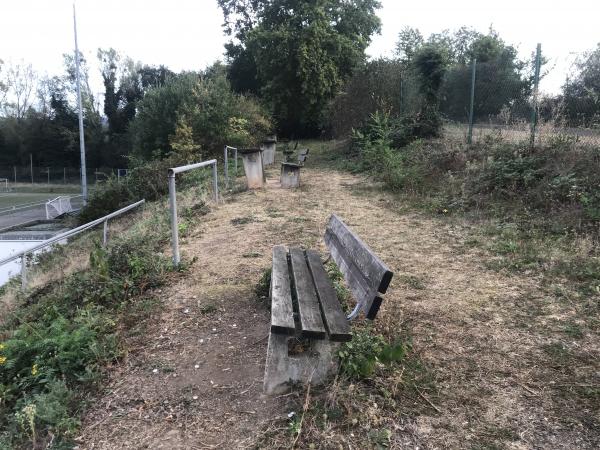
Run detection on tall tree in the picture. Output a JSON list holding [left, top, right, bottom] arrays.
[[396, 27, 424, 64], [2, 61, 36, 119], [562, 44, 600, 127], [218, 0, 382, 136]]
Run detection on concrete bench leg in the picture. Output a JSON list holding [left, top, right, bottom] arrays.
[[263, 333, 341, 395]]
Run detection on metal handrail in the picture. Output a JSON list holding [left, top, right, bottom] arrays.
[[0, 199, 145, 288], [168, 159, 219, 266], [223, 145, 238, 187]]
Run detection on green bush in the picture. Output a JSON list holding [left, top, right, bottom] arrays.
[[338, 329, 406, 379], [78, 153, 187, 223], [0, 209, 172, 448], [130, 68, 272, 160], [350, 118, 600, 234]]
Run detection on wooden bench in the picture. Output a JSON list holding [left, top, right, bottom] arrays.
[[297, 148, 309, 164], [263, 214, 394, 394]]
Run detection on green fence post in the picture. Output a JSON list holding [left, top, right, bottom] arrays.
[[467, 58, 477, 144], [530, 43, 542, 148]]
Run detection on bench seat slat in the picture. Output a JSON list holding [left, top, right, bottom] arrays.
[[270, 245, 295, 335], [289, 248, 327, 339], [305, 250, 351, 342]]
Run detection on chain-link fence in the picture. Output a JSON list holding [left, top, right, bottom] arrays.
[[0, 167, 127, 188], [442, 43, 600, 147], [331, 42, 600, 148]]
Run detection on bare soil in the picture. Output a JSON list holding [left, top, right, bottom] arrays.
[[79, 155, 600, 449]]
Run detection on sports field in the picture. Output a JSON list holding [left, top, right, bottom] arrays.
[[0, 183, 80, 210], [0, 192, 61, 210]]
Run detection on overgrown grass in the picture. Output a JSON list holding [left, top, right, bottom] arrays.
[[0, 183, 209, 448], [324, 116, 600, 319]]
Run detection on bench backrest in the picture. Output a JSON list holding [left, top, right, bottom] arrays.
[[324, 214, 393, 320], [298, 148, 309, 163]]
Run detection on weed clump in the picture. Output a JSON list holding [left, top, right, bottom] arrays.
[[255, 267, 272, 308], [338, 328, 406, 379], [0, 207, 173, 448]]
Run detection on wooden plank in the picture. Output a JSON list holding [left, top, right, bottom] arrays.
[[306, 250, 351, 342], [324, 231, 374, 313], [289, 248, 327, 339], [270, 245, 295, 335], [326, 214, 393, 294]]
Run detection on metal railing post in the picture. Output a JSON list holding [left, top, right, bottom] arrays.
[[234, 148, 238, 176], [21, 254, 27, 290], [530, 43, 542, 148], [102, 219, 108, 246], [224, 146, 229, 188], [212, 162, 219, 203], [168, 173, 180, 266]]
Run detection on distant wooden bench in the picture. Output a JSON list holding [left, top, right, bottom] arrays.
[[263, 214, 394, 394], [297, 148, 309, 164]]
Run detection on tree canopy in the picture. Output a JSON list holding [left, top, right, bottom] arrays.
[[218, 0, 382, 136]]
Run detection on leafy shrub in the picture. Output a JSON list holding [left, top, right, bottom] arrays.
[[130, 68, 272, 160], [338, 329, 406, 379], [78, 153, 187, 223], [350, 118, 600, 234], [0, 209, 173, 448]]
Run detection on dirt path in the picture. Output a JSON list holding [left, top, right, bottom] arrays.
[[79, 160, 599, 449]]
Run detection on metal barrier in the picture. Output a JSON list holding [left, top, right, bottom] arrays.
[[0, 199, 146, 289], [45, 194, 84, 219], [168, 159, 219, 266], [223, 145, 238, 187]]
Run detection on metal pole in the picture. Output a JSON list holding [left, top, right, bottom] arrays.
[[224, 146, 229, 187], [168, 174, 180, 266], [73, 3, 88, 205], [63, 167, 66, 185], [47, 167, 50, 185], [21, 254, 27, 290], [212, 162, 219, 202], [30, 154, 33, 185], [13, 166, 16, 184], [234, 148, 238, 176], [530, 43, 542, 148], [467, 58, 477, 145], [102, 219, 108, 246]]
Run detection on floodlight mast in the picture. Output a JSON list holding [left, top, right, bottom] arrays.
[[73, 3, 88, 205]]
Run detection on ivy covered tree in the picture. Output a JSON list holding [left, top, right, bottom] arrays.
[[218, 0, 382, 136]]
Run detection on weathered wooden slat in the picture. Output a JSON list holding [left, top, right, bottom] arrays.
[[270, 245, 295, 335], [325, 214, 393, 294], [289, 248, 327, 339], [305, 250, 351, 342], [324, 230, 375, 313]]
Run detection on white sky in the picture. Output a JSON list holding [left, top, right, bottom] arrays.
[[1, 0, 599, 98]]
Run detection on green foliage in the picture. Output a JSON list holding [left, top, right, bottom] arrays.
[[0, 209, 172, 448], [338, 329, 406, 379], [218, 0, 382, 136], [77, 153, 187, 223], [351, 122, 600, 234], [329, 58, 409, 137], [413, 44, 448, 105], [255, 267, 272, 305], [130, 68, 271, 160], [561, 43, 600, 128]]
